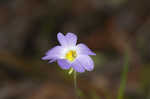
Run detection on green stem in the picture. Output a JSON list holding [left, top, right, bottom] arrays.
[[74, 71, 79, 99], [117, 53, 129, 99]]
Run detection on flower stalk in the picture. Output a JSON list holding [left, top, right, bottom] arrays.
[[74, 70, 79, 99]]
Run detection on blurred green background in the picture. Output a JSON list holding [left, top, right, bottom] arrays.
[[0, 0, 150, 99]]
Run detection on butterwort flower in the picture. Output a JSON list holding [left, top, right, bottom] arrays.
[[42, 32, 96, 73]]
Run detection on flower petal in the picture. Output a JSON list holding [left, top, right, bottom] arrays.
[[48, 58, 57, 63], [71, 59, 85, 73], [76, 43, 96, 55], [77, 55, 94, 71], [57, 32, 67, 46], [65, 32, 77, 46], [57, 59, 71, 69], [42, 46, 63, 61]]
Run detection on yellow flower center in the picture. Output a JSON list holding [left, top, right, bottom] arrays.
[[65, 50, 77, 62]]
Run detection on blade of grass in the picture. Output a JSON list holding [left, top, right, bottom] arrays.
[[117, 52, 129, 99]]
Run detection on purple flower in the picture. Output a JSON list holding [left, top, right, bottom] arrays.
[[42, 32, 96, 73]]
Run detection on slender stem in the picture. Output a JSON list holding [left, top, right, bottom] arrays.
[[117, 52, 129, 99], [74, 71, 79, 99]]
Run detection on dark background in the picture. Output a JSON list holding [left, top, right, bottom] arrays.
[[0, 0, 150, 99]]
